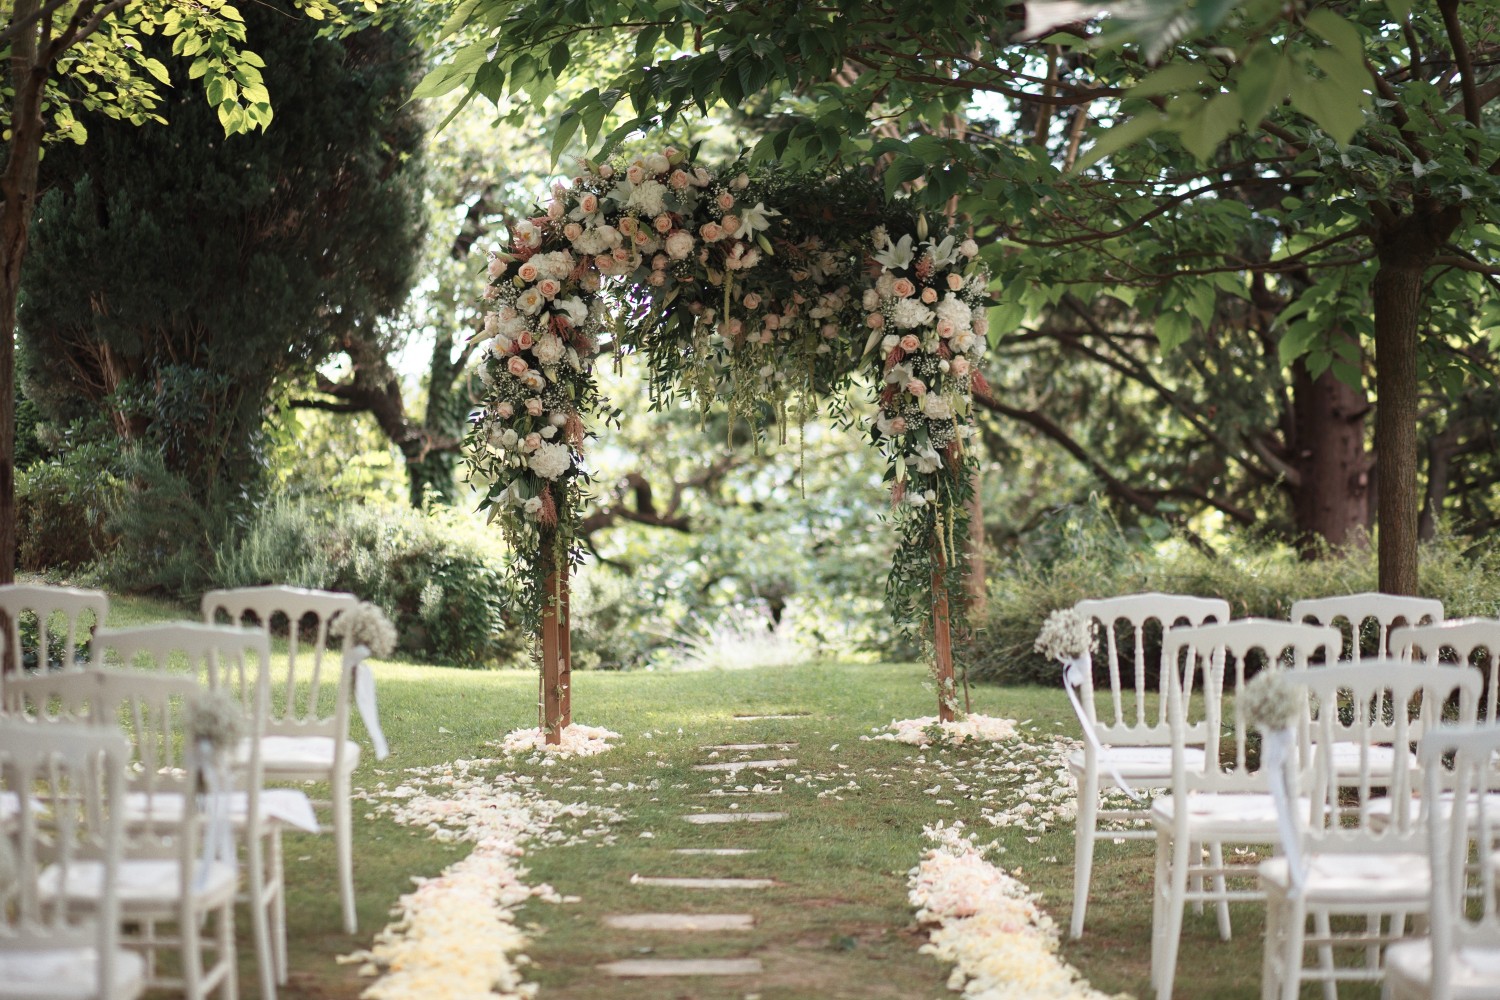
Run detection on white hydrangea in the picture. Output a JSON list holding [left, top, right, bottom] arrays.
[[922, 393, 954, 420], [665, 231, 694, 259], [912, 446, 942, 474], [626, 179, 668, 217], [528, 442, 572, 480], [935, 292, 972, 330], [571, 226, 619, 256], [892, 298, 935, 330], [530, 251, 576, 281]]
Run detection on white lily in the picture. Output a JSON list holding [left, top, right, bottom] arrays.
[[874, 233, 915, 271], [738, 200, 781, 239]]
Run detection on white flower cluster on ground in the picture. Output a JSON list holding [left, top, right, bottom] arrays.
[[866, 713, 1019, 747], [344, 757, 625, 998], [910, 822, 1123, 1000], [491, 722, 621, 759]]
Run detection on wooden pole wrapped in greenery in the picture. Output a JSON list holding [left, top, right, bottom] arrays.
[[462, 150, 991, 734]]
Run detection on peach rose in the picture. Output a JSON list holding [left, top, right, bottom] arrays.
[[515, 331, 534, 350], [579, 193, 599, 213], [866, 313, 885, 329], [951, 357, 970, 376], [742, 292, 762, 310], [892, 278, 916, 298], [900, 335, 920, 352], [654, 213, 673, 233], [721, 215, 741, 235], [563, 222, 583, 241], [496, 402, 514, 418], [517, 262, 540, 282], [947, 273, 965, 291], [700, 222, 724, 242], [717, 192, 735, 210], [669, 169, 692, 190], [920, 286, 938, 304], [538, 278, 561, 298], [625, 164, 645, 184], [619, 216, 638, 235], [525, 398, 545, 416], [905, 378, 927, 396], [507, 357, 529, 376]]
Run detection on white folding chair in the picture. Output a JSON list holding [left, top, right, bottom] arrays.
[[1386, 724, 1500, 1000], [1391, 618, 1500, 723], [0, 718, 144, 1000], [17, 669, 238, 1000], [1067, 592, 1232, 938], [81, 622, 300, 1000], [0, 585, 108, 706], [201, 586, 364, 934], [1261, 660, 1482, 1000], [1150, 618, 1342, 1000], [1291, 592, 1444, 663]]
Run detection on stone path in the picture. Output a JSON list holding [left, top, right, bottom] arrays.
[[599, 716, 801, 982]]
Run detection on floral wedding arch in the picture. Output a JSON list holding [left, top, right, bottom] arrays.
[[463, 148, 992, 744]]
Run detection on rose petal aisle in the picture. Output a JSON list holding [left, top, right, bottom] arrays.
[[867, 714, 1019, 747], [344, 759, 625, 999], [910, 823, 1126, 1000]]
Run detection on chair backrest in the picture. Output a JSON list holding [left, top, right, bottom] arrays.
[[0, 718, 129, 992], [1416, 723, 1500, 999], [0, 583, 108, 677], [201, 586, 358, 741], [1072, 592, 1232, 746], [1288, 660, 1481, 856], [1390, 618, 1500, 723], [1290, 592, 1444, 662], [1163, 619, 1342, 795]]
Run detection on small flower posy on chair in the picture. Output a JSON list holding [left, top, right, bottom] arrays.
[[1035, 608, 1096, 678], [330, 601, 397, 658]]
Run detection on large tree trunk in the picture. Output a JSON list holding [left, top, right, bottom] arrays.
[[1289, 356, 1371, 556], [0, 0, 48, 586], [1370, 203, 1462, 595]]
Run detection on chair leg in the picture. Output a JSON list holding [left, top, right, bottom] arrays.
[[1209, 840, 1232, 941], [271, 826, 289, 983], [1071, 767, 1100, 939], [248, 828, 276, 1000], [335, 771, 357, 934], [1155, 833, 1192, 1000], [1262, 886, 1283, 1000], [1314, 908, 1336, 1000], [1281, 893, 1307, 1000], [220, 899, 239, 1000], [1151, 833, 1169, 988], [181, 898, 204, 1000]]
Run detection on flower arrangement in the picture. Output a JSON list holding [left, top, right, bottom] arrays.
[[186, 689, 247, 752], [1033, 609, 1095, 662], [1239, 669, 1301, 732], [464, 150, 994, 680], [331, 600, 398, 658]]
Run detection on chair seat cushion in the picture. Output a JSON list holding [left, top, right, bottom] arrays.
[[249, 736, 360, 776], [1068, 745, 1207, 778], [1387, 939, 1500, 999], [1152, 792, 1306, 839], [1260, 853, 1430, 905], [1330, 741, 1410, 777], [0, 946, 146, 1000], [40, 858, 238, 910], [124, 789, 319, 834]]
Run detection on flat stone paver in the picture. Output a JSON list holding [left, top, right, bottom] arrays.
[[604, 913, 755, 931], [601, 958, 763, 977], [699, 743, 798, 751], [684, 811, 786, 825], [672, 848, 760, 855], [701, 788, 782, 796], [733, 713, 808, 720], [630, 875, 776, 889], [692, 758, 797, 771]]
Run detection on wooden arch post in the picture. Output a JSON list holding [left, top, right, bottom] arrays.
[[539, 534, 572, 746], [932, 547, 956, 724]]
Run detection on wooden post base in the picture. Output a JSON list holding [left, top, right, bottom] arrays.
[[932, 562, 956, 724], [541, 561, 571, 745]]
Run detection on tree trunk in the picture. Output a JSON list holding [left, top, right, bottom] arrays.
[[1289, 355, 1372, 556], [0, 2, 47, 586], [964, 466, 986, 616], [1370, 204, 1460, 595]]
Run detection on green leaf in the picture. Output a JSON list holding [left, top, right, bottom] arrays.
[[1304, 9, 1364, 62], [1386, 0, 1412, 18], [1156, 310, 1194, 352], [1179, 91, 1241, 161], [549, 41, 569, 77], [550, 108, 582, 165], [1236, 47, 1291, 128], [142, 57, 170, 84], [1289, 63, 1366, 144], [1126, 62, 1203, 99], [1075, 113, 1166, 172]]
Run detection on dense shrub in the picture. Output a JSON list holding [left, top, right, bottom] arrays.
[[16, 443, 124, 571], [212, 497, 525, 667], [961, 504, 1500, 687]]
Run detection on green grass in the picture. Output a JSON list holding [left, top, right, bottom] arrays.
[[100, 594, 1368, 1000]]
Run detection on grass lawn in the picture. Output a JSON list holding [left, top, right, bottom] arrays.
[[101, 595, 1378, 1000]]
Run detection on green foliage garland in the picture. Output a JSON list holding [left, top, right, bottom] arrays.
[[462, 148, 990, 643]]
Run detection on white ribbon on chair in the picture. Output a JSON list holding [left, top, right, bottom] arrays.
[[350, 645, 389, 761], [195, 737, 234, 889], [1262, 725, 1306, 895], [1061, 652, 1141, 800]]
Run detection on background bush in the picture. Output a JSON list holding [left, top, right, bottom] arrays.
[[16, 442, 125, 572], [961, 503, 1500, 687]]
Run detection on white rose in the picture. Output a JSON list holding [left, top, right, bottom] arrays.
[[645, 152, 670, 173], [533, 333, 566, 366], [528, 442, 573, 480], [881, 335, 900, 351], [665, 230, 694, 260], [516, 287, 545, 315], [922, 394, 954, 420], [523, 497, 544, 514], [862, 289, 880, 311]]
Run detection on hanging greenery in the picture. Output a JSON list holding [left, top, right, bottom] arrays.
[[461, 148, 991, 653]]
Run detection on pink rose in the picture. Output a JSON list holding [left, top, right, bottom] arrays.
[[866, 313, 885, 329], [648, 271, 666, 286], [595, 255, 614, 271], [721, 215, 741, 235], [654, 213, 673, 233], [625, 164, 645, 184], [947, 273, 965, 291], [669, 169, 691, 189], [487, 256, 508, 279], [900, 335, 920, 352], [821, 324, 838, 339], [611, 246, 631, 262], [920, 286, 938, 304], [563, 222, 583, 241], [580, 193, 599, 213], [538, 278, 561, 298], [700, 222, 724, 242], [892, 278, 916, 298], [618, 216, 638, 235], [507, 357, 529, 376], [764, 314, 781, 330], [546, 201, 564, 219], [522, 432, 542, 453], [526, 398, 545, 416], [890, 417, 908, 433], [517, 262, 539, 283], [515, 331, 534, 350], [598, 164, 614, 179], [717, 192, 735, 210], [951, 357, 970, 376], [633, 229, 651, 247], [496, 402, 514, 418], [652, 253, 669, 270], [742, 292, 762, 309], [906, 378, 927, 396]]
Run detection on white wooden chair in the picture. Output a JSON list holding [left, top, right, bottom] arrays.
[[81, 622, 302, 1000], [0, 718, 145, 1000], [201, 586, 364, 934], [0, 585, 108, 707], [1261, 660, 1482, 1000], [1067, 592, 1232, 938], [1290, 592, 1444, 663], [1385, 723, 1500, 1000], [18, 669, 239, 1000], [1391, 618, 1500, 723], [1150, 618, 1342, 1000]]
